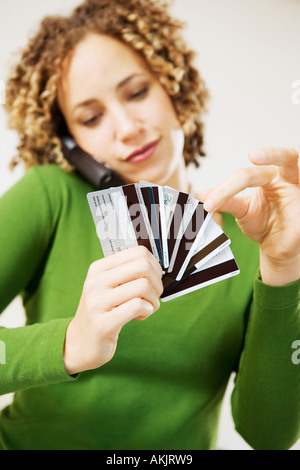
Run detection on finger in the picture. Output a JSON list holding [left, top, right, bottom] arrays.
[[101, 277, 160, 312], [211, 194, 251, 220], [90, 245, 162, 276], [107, 257, 164, 297], [199, 189, 212, 202], [105, 298, 155, 330], [249, 147, 300, 184], [203, 166, 276, 212]]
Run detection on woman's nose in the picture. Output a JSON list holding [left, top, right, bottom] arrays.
[[111, 105, 143, 142]]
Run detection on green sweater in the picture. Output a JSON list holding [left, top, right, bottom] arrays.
[[0, 165, 299, 450]]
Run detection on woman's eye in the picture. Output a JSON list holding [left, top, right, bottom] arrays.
[[82, 115, 102, 127], [130, 86, 149, 100]]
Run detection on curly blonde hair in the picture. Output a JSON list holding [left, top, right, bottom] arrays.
[[4, 0, 209, 171]]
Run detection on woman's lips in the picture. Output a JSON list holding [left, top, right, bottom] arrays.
[[125, 140, 159, 163]]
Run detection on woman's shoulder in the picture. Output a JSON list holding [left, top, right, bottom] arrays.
[[24, 164, 92, 195], [15, 163, 68, 190], [26, 163, 72, 184], [6, 164, 93, 218]]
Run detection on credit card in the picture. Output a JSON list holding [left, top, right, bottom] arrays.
[[178, 217, 231, 279], [139, 181, 169, 268], [87, 181, 240, 302], [167, 200, 212, 280], [87, 187, 137, 256], [163, 187, 189, 268], [87, 184, 159, 259], [138, 184, 164, 267], [122, 183, 160, 262], [161, 246, 240, 301]]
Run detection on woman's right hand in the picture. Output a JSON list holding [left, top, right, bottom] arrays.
[[63, 246, 164, 375]]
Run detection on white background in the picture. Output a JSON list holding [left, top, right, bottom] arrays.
[[0, 0, 299, 450]]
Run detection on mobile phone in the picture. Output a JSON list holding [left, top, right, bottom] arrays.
[[61, 136, 125, 190]]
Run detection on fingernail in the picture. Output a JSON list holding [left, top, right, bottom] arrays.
[[204, 199, 214, 212], [251, 150, 265, 162], [144, 302, 154, 314]]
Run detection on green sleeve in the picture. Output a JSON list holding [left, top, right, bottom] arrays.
[[0, 318, 76, 395], [0, 167, 55, 312], [231, 274, 300, 450], [0, 167, 77, 394]]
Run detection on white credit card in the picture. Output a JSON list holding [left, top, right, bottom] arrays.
[[87, 184, 159, 260], [87, 187, 137, 256]]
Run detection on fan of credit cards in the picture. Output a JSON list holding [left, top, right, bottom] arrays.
[[87, 181, 240, 302]]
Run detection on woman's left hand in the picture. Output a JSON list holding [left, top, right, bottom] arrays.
[[201, 147, 300, 286]]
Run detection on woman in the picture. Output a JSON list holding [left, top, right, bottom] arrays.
[[0, 0, 299, 450]]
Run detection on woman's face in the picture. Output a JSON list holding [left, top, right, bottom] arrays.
[[57, 33, 184, 185]]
